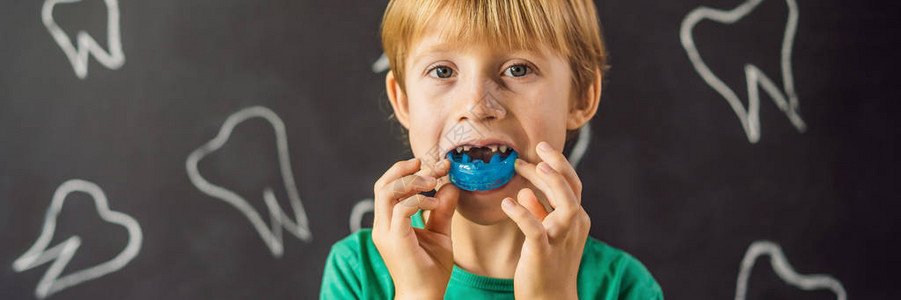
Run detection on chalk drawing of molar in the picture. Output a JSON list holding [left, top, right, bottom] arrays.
[[12, 179, 143, 299], [349, 198, 373, 233], [372, 53, 390, 73], [186, 106, 312, 258], [42, 0, 125, 79], [681, 0, 806, 143], [736, 240, 846, 300]]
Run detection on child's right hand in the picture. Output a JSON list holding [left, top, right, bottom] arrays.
[[371, 157, 459, 300]]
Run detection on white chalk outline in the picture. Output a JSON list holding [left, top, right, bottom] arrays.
[[372, 53, 390, 73], [680, 0, 806, 143], [42, 0, 125, 79], [567, 124, 591, 169], [735, 240, 847, 300], [186, 106, 312, 258], [349, 198, 374, 233], [12, 179, 143, 299]]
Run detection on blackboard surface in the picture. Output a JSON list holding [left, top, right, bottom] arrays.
[[1, 0, 898, 299]]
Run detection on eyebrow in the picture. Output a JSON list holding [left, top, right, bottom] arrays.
[[409, 43, 454, 68]]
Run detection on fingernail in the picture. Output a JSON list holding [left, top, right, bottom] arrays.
[[502, 198, 515, 208], [538, 142, 553, 152], [514, 158, 523, 166], [434, 159, 447, 170], [538, 162, 554, 174]]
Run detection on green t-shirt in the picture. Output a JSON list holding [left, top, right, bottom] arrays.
[[320, 211, 663, 299]]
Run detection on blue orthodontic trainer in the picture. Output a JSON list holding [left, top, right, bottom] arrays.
[[446, 149, 518, 191]]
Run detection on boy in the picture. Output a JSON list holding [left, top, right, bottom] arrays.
[[321, 0, 663, 299]]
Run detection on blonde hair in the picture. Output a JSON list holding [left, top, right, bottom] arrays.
[[380, 0, 608, 110]]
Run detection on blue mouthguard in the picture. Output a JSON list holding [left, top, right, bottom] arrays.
[[446, 149, 518, 191]]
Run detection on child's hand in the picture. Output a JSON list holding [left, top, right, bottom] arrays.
[[503, 142, 590, 300], [371, 157, 459, 300]]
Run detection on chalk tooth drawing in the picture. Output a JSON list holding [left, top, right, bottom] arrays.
[[567, 124, 590, 169], [735, 240, 847, 300], [186, 106, 312, 257], [372, 53, 390, 73], [12, 179, 143, 299], [349, 198, 374, 233], [680, 0, 806, 143], [42, 0, 125, 79]]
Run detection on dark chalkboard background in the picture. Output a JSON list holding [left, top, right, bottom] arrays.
[[1, 0, 899, 299]]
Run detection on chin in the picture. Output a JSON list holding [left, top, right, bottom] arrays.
[[454, 174, 527, 225]]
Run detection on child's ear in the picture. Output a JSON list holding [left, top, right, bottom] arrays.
[[385, 70, 411, 129], [566, 68, 602, 130]]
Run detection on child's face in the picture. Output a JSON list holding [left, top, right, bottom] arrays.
[[386, 26, 597, 224]]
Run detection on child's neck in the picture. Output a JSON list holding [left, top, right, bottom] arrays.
[[450, 211, 525, 279]]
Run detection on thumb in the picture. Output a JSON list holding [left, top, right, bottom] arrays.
[[426, 178, 459, 235]]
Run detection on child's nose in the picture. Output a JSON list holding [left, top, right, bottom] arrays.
[[456, 81, 507, 123]]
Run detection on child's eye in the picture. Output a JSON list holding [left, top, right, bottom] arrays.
[[504, 64, 531, 77], [429, 66, 454, 79]]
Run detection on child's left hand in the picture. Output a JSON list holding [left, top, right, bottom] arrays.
[[502, 141, 590, 300]]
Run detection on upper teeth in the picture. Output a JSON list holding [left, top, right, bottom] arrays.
[[454, 144, 512, 154]]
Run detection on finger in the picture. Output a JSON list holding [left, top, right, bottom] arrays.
[[425, 180, 459, 235], [536, 141, 583, 198], [374, 158, 421, 229], [391, 194, 439, 233], [416, 157, 450, 179], [518, 188, 548, 221], [380, 174, 439, 202], [501, 197, 548, 242], [375, 171, 437, 228], [435, 174, 451, 191], [415, 158, 451, 193], [374, 157, 420, 191], [534, 161, 579, 212], [514, 159, 555, 209], [515, 159, 578, 212]]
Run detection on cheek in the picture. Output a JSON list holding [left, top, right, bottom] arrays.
[[515, 88, 570, 142], [406, 97, 450, 158], [521, 89, 569, 123]]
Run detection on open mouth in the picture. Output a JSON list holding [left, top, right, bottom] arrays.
[[447, 144, 516, 164], [445, 143, 518, 191]]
